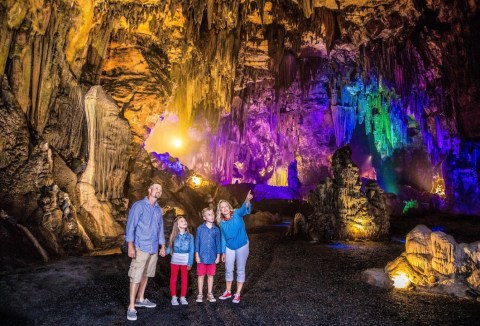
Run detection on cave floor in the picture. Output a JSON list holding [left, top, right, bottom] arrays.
[[1, 223, 480, 326]]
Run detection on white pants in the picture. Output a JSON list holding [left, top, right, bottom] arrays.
[[225, 243, 249, 283]]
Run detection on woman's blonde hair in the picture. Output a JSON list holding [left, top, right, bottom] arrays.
[[168, 215, 190, 254], [216, 200, 233, 224]]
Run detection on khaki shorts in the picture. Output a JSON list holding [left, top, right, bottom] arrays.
[[128, 248, 158, 283]]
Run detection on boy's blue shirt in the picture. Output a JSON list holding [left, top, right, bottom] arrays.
[[195, 223, 221, 264], [220, 202, 251, 253], [166, 232, 194, 266]]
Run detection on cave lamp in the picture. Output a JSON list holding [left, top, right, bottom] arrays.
[[392, 272, 410, 289], [191, 175, 202, 187], [172, 137, 183, 148]]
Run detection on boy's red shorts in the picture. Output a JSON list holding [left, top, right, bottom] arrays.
[[197, 263, 216, 276]]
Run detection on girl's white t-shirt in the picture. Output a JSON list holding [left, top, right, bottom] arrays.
[[171, 252, 189, 265]]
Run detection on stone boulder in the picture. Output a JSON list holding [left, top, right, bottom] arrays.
[[245, 211, 281, 229], [361, 268, 393, 289], [384, 225, 480, 298]]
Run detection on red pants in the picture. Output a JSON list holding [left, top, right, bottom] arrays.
[[170, 264, 188, 297]]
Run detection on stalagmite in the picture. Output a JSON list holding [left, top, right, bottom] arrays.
[[293, 146, 389, 241], [77, 86, 129, 246]]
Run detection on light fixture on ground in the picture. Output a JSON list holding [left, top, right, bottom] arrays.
[[191, 175, 202, 187], [392, 272, 410, 289]]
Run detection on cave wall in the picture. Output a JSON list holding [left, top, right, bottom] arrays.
[[0, 0, 479, 265], [191, 0, 479, 213]]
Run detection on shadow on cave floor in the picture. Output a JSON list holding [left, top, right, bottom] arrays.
[[1, 222, 480, 326]]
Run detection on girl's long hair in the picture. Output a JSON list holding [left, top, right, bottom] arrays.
[[168, 215, 190, 254], [216, 200, 234, 224]]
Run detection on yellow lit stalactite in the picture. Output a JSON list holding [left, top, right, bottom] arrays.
[[431, 173, 446, 197]]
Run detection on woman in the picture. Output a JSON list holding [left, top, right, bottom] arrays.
[[217, 190, 253, 303]]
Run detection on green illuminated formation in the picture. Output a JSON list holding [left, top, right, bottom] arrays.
[[338, 77, 408, 159], [402, 200, 418, 214]]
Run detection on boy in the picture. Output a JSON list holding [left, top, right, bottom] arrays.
[[195, 207, 221, 302]]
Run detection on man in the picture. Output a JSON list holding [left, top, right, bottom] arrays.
[[125, 184, 166, 321]]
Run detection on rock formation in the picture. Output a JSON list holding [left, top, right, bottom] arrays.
[[292, 146, 389, 241], [0, 78, 93, 259], [384, 225, 480, 299], [76, 86, 130, 247]]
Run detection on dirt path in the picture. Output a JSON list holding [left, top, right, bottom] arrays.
[[1, 226, 479, 325]]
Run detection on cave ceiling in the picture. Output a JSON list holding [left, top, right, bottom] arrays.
[[1, 0, 479, 190]]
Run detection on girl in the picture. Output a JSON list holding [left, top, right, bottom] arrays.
[[217, 190, 253, 303], [167, 216, 194, 305]]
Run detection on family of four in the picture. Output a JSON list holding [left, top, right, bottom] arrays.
[[125, 183, 253, 321]]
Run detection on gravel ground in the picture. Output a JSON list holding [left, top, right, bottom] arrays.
[[1, 226, 480, 326]]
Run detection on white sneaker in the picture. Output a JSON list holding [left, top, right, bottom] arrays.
[[179, 296, 188, 305], [232, 293, 241, 303], [219, 290, 232, 300], [207, 293, 216, 302], [171, 296, 179, 306], [196, 294, 203, 303]]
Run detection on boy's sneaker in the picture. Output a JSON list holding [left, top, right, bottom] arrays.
[[207, 293, 216, 302], [232, 293, 241, 303], [135, 298, 156, 308], [179, 296, 188, 305], [219, 290, 232, 300], [171, 296, 179, 306], [127, 308, 137, 321], [196, 294, 203, 303]]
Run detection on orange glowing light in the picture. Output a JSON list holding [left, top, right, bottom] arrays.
[[172, 138, 182, 148], [191, 176, 202, 186]]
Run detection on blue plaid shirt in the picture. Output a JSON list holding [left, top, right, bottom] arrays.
[[195, 223, 221, 264], [125, 197, 165, 254]]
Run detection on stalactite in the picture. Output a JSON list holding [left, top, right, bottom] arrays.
[[277, 51, 297, 90], [0, 6, 14, 78], [82, 85, 130, 200], [301, 0, 313, 19], [93, 87, 131, 200], [318, 7, 336, 53], [435, 115, 444, 149], [331, 104, 356, 148], [328, 76, 408, 158], [27, 2, 67, 135], [82, 87, 98, 186], [207, 0, 214, 29]]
